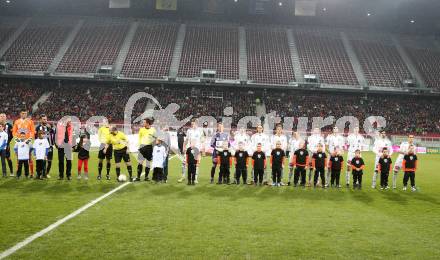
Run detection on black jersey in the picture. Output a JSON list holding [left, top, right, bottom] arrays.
[[186, 147, 200, 165], [35, 124, 55, 146], [235, 150, 249, 169], [329, 155, 344, 171], [403, 154, 418, 170], [377, 156, 391, 174], [271, 148, 285, 168], [351, 157, 365, 171], [252, 151, 266, 170], [218, 150, 232, 167], [3, 122, 13, 146], [312, 152, 327, 168], [294, 149, 309, 166]]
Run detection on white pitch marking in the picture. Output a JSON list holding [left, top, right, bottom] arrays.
[[0, 155, 176, 259]]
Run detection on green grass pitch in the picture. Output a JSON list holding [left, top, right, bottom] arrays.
[[0, 151, 439, 259]]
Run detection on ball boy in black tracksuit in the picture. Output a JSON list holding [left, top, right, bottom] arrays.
[[350, 149, 365, 189], [312, 143, 327, 188], [234, 142, 249, 185], [291, 141, 309, 187], [252, 143, 266, 186], [217, 142, 232, 184], [329, 151, 344, 188], [377, 147, 392, 190], [271, 141, 285, 187]]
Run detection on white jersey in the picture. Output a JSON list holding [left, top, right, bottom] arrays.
[[326, 134, 345, 152], [152, 145, 167, 169], [346, 134, 365, 153], [307, 134, 325, 153], [186, 127, 204, 149], [234, 132, 250, 150], [398, 142, 415, 155], [373, 138, 393, 157], [288, 137, 302, 153], [270, 134, 288, 151], [251, 133, 270, 154], [33, 139, 50, 160], [14, 140, 32, 160]]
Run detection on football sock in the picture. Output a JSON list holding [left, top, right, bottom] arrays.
[[145, 167, 150, 178], [181, 161, 186, 178], [346, 171, 350, 185], [195, 166, 199, 181], [7, 159, 13, 174], [106, 162, 111, 176], [98, 162, 103, 176], [372, 171, 378, 187], [393, 172, 398, 188], [210, 165, 216, 179], [29, 160, 34, 175], [288, 168, 293, 182], [137, 164, 143, 178], [116, 168, 121, 178], [127, 165, 132, 178]]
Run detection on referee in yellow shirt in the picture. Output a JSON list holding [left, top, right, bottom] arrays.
[[97, 121, 112, 180], [136, 119, 156, 181], [104, 126, 133, 181]]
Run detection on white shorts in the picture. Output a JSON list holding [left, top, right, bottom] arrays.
[[394, 154, 404, 172]]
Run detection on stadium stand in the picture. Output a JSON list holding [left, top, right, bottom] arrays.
[[178, 23, 239, 80], [0, 17, 21, 47], [2, 17, 73, 72], [121, 21, 178, 79], [246, 27, 295, 84], [0, 79, 46, 114], [56, 18, 129, 74], [1, 79, 439, 135], [348, 31, 412, 87], [294, 27, 358, 86], [399, 35, 440, 89]]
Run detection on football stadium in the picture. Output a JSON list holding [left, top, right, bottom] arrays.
[[0, 0, 440, 259]]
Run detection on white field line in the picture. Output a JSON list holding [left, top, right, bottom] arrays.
[[0, 155, 176, 259]]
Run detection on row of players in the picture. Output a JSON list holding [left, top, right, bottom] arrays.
[[0, 111, 418, 190], [178, 120, 418, 190]]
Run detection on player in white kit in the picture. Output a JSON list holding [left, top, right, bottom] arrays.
[[179, 119, 205, 183], [307, 128, 325, 186], [251, 125, 270, 184], [270, 124, 288, 185], [372, 130, 393, 188], [287, 131, 302, 185], [392, 135, 415, 189], [345, 127, 365, 188]]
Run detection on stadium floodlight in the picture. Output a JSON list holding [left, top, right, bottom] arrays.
[[278, 2, 283, 6], [322, 7, 326, 12], [5, 0, 11, 3], [367, 12, 371, 17], [234, 0, 238, 2], [410, 20, 415, 24]]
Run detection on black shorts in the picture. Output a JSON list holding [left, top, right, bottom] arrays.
[[98, 144, 113, 160], [114, 147, 130, 163], [139, 145, 153, 161]]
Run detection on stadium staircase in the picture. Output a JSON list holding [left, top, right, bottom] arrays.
[[113, 21, 139, 76], [391, 35, 427, 88], [48, 19, 84, 74], [238, 26, 248, 82], [286, 28, 304, 83], [340, 31, 368, 87], [169, 23, 186, 79], [0, 18, 31, 59], [32, 91, 52, 113]]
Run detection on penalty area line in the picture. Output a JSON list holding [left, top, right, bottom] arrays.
[[0, 155, 177, 259]]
